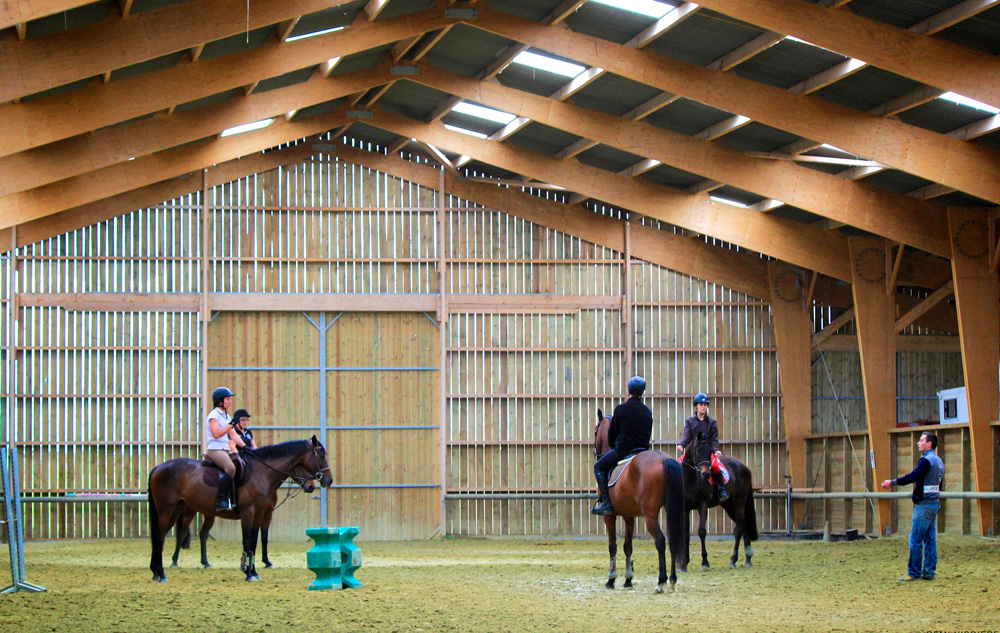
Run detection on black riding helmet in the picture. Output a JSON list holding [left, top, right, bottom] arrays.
[[232, 409, 251, 424], [212, 386, 235, 408]]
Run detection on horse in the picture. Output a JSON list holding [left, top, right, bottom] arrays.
[[593, 410, 685, 593], [169, 459, 319, 570], [679, 432, 758, 571], [148, 436, 332, 582]]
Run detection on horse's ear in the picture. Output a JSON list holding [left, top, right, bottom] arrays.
[[597, 409, 603, 422], [311, 435, 320, 446]]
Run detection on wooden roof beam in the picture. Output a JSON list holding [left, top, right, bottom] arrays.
[[0, 1, 93, 30], [364, 0, 392, 21], [0, 0, 367, 104], [895, 280, 954, 333], [694, 0, 1000, 110], [626, 2, 700, 49], [0, 8, 449, 156], [0, 65, 389, 197], [418, 142, 463, 178], [409, 62, 953, 257], [469, 5, 1000, 205]]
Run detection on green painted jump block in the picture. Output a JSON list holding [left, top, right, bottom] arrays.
[[305, 526, 362, 590]]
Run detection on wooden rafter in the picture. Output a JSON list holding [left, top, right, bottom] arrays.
[[408, 63, 952, 257], [0, 10, 448, 157], [0, 1, 92, 30], [470, 5, 1000, 205], [0, 0, 362, 104], [695, 0, 1000, 110], [811, 307, 854, 349], [0, 66, 388, 197]]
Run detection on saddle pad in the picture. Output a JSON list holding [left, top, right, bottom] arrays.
[[200, 459, 248, 487], [608, 455, 637, 487]]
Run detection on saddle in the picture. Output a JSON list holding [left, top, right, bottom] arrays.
[[608, 449, 647, 487], [200, 454, 248, 487]]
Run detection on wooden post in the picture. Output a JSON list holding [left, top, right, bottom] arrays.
[[623, 221, 632, 380], [848, 236, 895, 535], [200, 169, 210, 455], [767, 261, 811, 529], [948, 207, 999, 536], [437, 168, 448, 538]]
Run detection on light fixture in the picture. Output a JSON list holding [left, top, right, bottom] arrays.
[[710, 195, 747, 208], [937, 91, 999, 115], [285, 26, 345, 43]]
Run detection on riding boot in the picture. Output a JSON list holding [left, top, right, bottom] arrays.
[[216, 474, 235, 512], [590, 470, 614, 515], [715, 481, 730, 503]]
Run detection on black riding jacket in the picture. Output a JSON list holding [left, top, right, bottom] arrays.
[[608, 397, 653, 454]]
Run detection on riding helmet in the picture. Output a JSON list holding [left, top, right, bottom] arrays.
[[627, 375, 646, 396], [232, 408, 251, 422], [212, 386, 235, 406], [693, 392, 710, 405]]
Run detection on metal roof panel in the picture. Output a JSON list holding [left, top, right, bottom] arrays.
[[576, 144, 647, 173], [715, 122, 804, 153], [379, 80, 454, 121], [26, 0, 117, 38], [644, 98, 733, 136], [254, 67, 318, 94], [287, 1, 368, 37], [423, 23, 515, 78], [568, 73, 664, 117], [812, 66, 928, 113], [896, 98, 996, 134], [730, 38, 847, 90], [643, 10, 766, 67], [200, 25, 275, 60], [505, 121, 584, 157], [937, 4, 1000, 55]]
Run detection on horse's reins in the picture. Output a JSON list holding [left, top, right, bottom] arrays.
[[243, 445, 328, 487]]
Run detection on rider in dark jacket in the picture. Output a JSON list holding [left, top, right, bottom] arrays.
[[678, 392, 729, 502], [591, 376, 653, 515]]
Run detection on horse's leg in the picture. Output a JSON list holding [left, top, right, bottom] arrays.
[[603, 515, 617, 589], [170, 509, 196, 568], [150, 506, 182, 583], [699, 505, 710, 571], [679, 510, 691, 573], [622, 517, 635, 589], [240, 514, 262, 581], [261, 509, 274, 568], [731, 520, 743, 569], [200, 515, 216, 568], [743, 524, 754, 568], [644, 513, 667, 594]]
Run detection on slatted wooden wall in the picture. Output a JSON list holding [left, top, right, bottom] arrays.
[[0, 150, 973, 540]]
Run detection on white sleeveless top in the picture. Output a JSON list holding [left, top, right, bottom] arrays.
[[205, 408, 232, 451]]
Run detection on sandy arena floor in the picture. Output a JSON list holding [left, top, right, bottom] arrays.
[[1, 534, 997, 632]]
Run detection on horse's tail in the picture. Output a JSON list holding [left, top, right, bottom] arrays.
[[744, 485, 759, 542], [147, 467, 162, 545], [176, 514, 191, 549], [662, 457, 684, 558]]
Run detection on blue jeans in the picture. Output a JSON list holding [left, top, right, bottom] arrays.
[[908, 500, 939, 578]]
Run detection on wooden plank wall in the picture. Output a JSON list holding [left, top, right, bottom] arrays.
[[0, 149, 973, 540]]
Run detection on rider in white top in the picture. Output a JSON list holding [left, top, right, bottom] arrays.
[[204, 387, 240, 511]]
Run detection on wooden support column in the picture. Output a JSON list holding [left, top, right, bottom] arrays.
[[848, 236, 895, 535], [200, 170, 211, 455], [767, 261, 811, 529], [948, 207, 999, 536], [437, 168, 448, 538], [623, 221, 633, 380]]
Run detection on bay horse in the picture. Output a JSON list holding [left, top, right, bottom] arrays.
[[148, 436, 332, 582], [169, 459, 319, 570], [593, 410, 685, 593], [679, 432, 757, 571]]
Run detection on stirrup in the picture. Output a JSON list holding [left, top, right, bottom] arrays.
[[591, 501, 614, 515], [717, 486, 730, 502]]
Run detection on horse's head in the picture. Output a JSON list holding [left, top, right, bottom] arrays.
[[593, 409, 612, 459], [683, 431, 708, 466], [305, 435, 334, 488]]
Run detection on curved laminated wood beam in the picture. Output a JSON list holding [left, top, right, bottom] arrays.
[[411, 63, 951, 258], [0, 0, 363, 103], [0, 8, 450, 157], [469, 5, 1000, 205], [694, 0, 1000, 110]]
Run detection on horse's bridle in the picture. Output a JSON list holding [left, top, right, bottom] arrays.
[[245, 445, 330, 487]]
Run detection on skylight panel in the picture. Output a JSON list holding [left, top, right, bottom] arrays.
[[710, 195, 747, 208], [937, 92, 999, 115], [285, 26, 345, 42], [444, 124, 488, 139], [511, 51, 585, 78], [221, 119, 274, 137], [589, 0, 675, 19], [451, 102, 517, 125]]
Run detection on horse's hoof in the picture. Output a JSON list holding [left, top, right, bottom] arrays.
[[701, 565, 710, 571], [202, 563, 212, 569], [745, 561, 752, 568], [678, 567, 687, 573], [264, 562, 274, 569], [669, 582, 676, 593], [654, 584, 664, 594], [170, 562, 178, 568], [245, 575, 260, 582], [623, 581, 633, 589], [153, 575, 167, 583], [730, 562, 736, 569]]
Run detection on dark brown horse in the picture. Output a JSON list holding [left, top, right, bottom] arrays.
[[148, 437, 332, 582], [169, 459, 319, 570], [679, 433, 757, 571], [593, 410, 685, 593]]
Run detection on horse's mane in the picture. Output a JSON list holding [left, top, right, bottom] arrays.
[[249, 439, 311, 461]]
